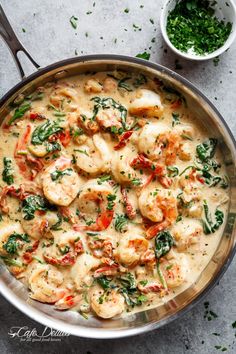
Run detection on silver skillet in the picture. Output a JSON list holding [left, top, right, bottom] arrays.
[[0, 4, 236, 339]]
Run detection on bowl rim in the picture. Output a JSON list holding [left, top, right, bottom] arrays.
[[0, 53, 236, 339], [160, 0, 236, 61]]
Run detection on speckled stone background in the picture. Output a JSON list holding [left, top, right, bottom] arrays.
[[0, 1, 236, 353]]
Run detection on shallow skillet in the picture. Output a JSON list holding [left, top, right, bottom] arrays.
[[0, 4, 236, 339]]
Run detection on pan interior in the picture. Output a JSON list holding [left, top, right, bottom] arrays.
[[0, 57, 235, 338]]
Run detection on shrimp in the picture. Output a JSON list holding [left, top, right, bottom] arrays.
[[159, 253, 189, 288], [75, 133, 112, 176], [0, 223, 25, 256], [103, 77, 118, 93], [54, 294, 82, 310], [84, 78, 102, 93], [116, 231, 149, 267], [129, 89, 163, 118], [138, 188, 178, 239], [96, 107, 123, 131], [111, 146, 138, 184], [171, 220, 203, 251], [138, 121, 181, 165], [74, 180, 115, 231], [27, 264, 66, 303], [42, 156, 82, 206], [130, 154, 172, 188], [90, 287, 125, 319], [70, 253, 101, 290], [43, 230, 84, 266], [21, 210, 59, 239]]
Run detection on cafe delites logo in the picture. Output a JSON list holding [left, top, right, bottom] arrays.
[[8, 326, 70, 342]]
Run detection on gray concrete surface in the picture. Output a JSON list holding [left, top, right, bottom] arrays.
[[0, 0, 236, 353]]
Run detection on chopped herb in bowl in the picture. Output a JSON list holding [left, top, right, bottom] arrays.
[[163, 0, 234, 58]]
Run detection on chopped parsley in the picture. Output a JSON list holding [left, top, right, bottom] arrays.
[[166, 0, 232, 55], [50, 168, 73, 182], [70, 15, 78, 29]]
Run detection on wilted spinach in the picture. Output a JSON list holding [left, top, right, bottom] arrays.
[[202, 200, 224, 234], [31, 120, 63, 145], [155, 230, 175, 259], [22, 195, 48, 220], [196, 138, 217, 162], [3, 232, 30, 254], [2, 157, 14, 185]]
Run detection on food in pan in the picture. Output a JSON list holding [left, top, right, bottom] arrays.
[[0, 71, 229, 319]]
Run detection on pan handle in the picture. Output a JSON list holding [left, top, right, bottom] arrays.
[[0, 4, 40, 79]]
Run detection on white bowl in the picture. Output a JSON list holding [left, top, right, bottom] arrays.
[[160, 0, 236, 60]]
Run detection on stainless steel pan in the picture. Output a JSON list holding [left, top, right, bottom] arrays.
[[0, 4, 236, 339]]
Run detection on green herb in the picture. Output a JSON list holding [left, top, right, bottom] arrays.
[[114, 214, 128, 232], [8, 103, 31, 125], [124, 8, 129, 13], [155, 230, 175, 258], [70, 15, 78, 29], [22, 195, 48, 220], [139, 280, 148, 286], [131, 178, 142, 186], [107, 194, 116, 210], [166, 0, 232, 55], [172, 112, 180, 127], [97, 276, 112, 289], [232, 321, 236, 328], [50, 168, 73, 181], [157, 260, 168, 289], [167, 166, 179, 177], [97, 175, 111, 185], [45, 141, 61, 153], [0, 256, 23, 267], [136, 52, 150, 60], [74, 149, 89, 156], [196, 138, 217, 162], [2, 157, 14, 185], [31, 120, 62, 145], [91, 96, 128, 129], [3, 232, 30, 254], [118, 77, 133, 91], [133, 74, 147, 88], [202, 200, 224, 234], [58, 245, 70, 255], [50, 213, 63, 230]]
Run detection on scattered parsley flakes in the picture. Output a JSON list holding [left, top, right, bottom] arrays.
[[70, 15, 78, 29], [124, 8, 129, 13]]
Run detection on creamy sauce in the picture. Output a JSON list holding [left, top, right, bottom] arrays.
[[0, 71, 229, 319]]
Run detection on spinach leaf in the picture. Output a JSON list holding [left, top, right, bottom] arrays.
[[3, 232, 30, 254], [202, 200, 224, 234], [114, 214, 128, 233], [118, 77, 133, 91], [155, 230, 175, 259], [133, 74, 147, 88], [8, 103, 31, 125], [2, 157, 14, 185], [167, 166, 179, 177], [0, 256, 23, 267], [31, 120, 63, 145], [22, 195, 48, 220], [91, 97, 128, 129], [118, 273, 136, 292], [172, 112, 180, 127], [97, 276, 112, 289], [50, 213, 63, 230], [45, 141, 61, 153], [50, 168, 73, 182], [196, 138, 217, 162]]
